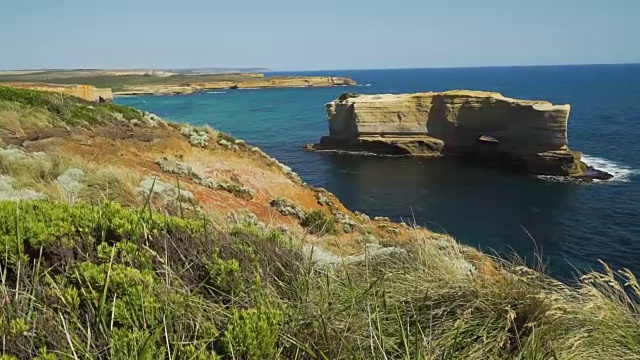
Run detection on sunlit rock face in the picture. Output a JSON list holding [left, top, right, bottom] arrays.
[[309, 91, 612, 180]]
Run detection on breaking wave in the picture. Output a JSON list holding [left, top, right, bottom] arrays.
[[582, 154, 640, 183]]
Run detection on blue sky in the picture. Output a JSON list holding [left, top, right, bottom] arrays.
[[1, 0, 638, 70]]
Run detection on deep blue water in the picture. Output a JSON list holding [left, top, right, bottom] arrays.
[[117, 64, 640, 279]]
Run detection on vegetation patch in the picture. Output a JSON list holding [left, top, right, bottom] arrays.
[[0, 86, 145, 127], [154, 156, 192, 175], [332, 209, 358, 233], [270, 197, 306, 220], [214, 180, 254, 201], [0, 198, 639, 359], [195, 176, 254, 201], [301, 209, 339, 235], [180, 125, 210, 147]]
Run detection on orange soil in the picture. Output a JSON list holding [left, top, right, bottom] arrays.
[[2, 117, 458, 256]]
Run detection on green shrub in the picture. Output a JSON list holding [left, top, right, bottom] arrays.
[[223, 307, 282, 359], [205, 250, 241, 296], [1, 199, 640, 359], [68, 262, 162, 328], [0, 200, 202, 270], [109, 328, 166, 360], [173, 344, 221, 360], [0, 86, 145, 126], [301, 209, 338, 235]]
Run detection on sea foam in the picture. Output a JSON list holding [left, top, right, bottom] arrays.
[[582, 154, 640, 183]]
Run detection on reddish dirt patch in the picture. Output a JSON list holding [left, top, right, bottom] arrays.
[[0, 120, 441, 254]]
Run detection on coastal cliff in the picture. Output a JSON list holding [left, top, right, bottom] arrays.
[[114, 76, 356, 96], [309, 91, 611, 180], [1, 82, 113, 102]]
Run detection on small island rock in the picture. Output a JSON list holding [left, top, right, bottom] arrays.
[[308, 90, 611, 180]]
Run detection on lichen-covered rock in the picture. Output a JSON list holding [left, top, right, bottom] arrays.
[[138, 177, 193, 204], [354, 211, 370, 223], [315, 192, 330, 206], [332, 210, 357, 233], [155, 157, 192, 175], [215, 181, 254, 201], [228, 209, 267, 231], [193, 175, 254, 200], [309, 91, 612, 179], [378, 223, 400, 235], [270, 197, 306, 220]]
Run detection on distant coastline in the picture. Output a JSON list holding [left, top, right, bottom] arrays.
[[0, 69, 357, 101]]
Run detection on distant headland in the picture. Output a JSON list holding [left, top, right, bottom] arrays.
[[0, 68, 356, 101]]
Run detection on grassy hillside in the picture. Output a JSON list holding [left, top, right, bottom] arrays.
[[0, 87, 639, 359]]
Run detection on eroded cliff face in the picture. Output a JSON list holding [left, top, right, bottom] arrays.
[[310, 91, 610, 179]]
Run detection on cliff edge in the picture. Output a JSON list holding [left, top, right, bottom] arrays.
[[1, 82, 113, 102], [308, 91, 612, 180]]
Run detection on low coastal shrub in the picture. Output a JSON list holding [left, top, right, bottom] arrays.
[[0, 200, 640, 359], [179, 125, 211, 147], [214, 180, 254, 201], [0, 86, 146, 126], [301, 209, 338, 235]]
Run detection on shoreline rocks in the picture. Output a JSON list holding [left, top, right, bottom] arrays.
[[306, 91, 613, 181]]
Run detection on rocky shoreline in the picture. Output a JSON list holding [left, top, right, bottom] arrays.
[[307, 91, 613, 182]]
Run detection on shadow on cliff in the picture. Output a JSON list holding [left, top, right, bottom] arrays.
[[426, 95, 532, 173]]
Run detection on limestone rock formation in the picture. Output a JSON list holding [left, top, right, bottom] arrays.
[[308, 91, 611, 180], [113, 76, 356, 96]]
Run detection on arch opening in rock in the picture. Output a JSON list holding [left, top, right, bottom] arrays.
[[477, 135, 500, 143]]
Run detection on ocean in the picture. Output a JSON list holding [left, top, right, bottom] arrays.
[[116, 64, 640, 279]]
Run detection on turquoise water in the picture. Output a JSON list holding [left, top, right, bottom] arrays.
[[117, 65, 640, 279]]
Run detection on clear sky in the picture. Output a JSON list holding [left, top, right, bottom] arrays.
[[1, 0, 638, 71]]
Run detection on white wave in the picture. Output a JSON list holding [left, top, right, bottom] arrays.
[[536, 175, 573, 183], [582, 154, 639, 183], [312, 149, 405, 157], [206, 91, 227, 95], [365, 83, 372, 87]]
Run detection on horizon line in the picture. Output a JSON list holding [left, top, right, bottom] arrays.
[[1, 61, 639, 73], [270, 61, 640, 73]]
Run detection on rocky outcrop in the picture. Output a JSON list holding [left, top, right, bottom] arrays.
[[308, 91, 611, 180], [113, 76, 356, 96], [2, 83, 113, 102]]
